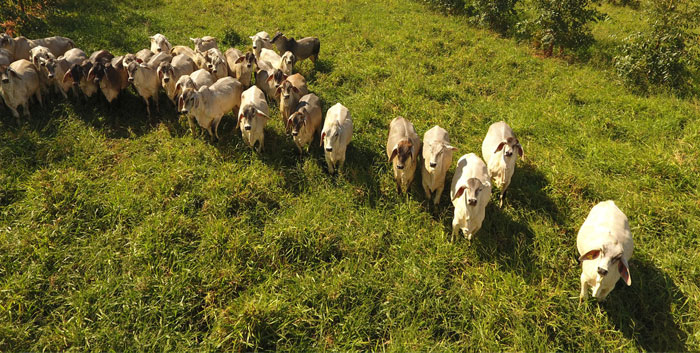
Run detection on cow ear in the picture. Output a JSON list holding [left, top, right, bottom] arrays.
[[236, 114, 244, 129], [256, 110, 269, 121], [136, 58, 143, 64], [619, 258, 631, 286], [493, 141, 507, 154], [292, 86, 299, 94], [320, 131, 326, 146], [158, 69, 163, 80], [452, 185, 466, 201], [62, 70, 72, 83], [578, 249, 601, 263], [389, 145, 398, 163], [234, 56, 245, 64], [445, 144, 458, 151], [266, 74, 274, 82], [515, 142, 524, 158], [275, 86, 281, 97]]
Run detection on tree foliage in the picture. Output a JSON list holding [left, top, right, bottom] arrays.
[[614, 0, 699, 92]]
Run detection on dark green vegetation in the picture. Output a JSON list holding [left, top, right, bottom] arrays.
[[1, 0, 699, 351]]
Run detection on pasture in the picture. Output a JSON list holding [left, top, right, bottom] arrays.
[[1, 0, 699, 351]]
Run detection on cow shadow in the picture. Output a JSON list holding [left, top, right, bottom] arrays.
[[435, 161, 560, 280], [340, 137, 385, 208], [602, 258, 689, 351], [506, 161, 563, 224]]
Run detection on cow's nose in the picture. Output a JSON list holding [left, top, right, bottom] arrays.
[[244, 126, 251, 131], [505, 151, 513, 157], [48, 74, 54, 79], [292, 131, 298, 136], [429, 162, 437, 168], [1, 78, 8, 83], [597, 268, 608, 276], [128, 77, 134, 82], [180, 109, 188, 114], [325, 147, 333, 152], [164, 77, 170, 83], [157, 48, 162, 52], [397, 165, 404, 170], [467, 198, 477, 206]]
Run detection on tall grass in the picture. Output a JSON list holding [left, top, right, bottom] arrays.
[[0, 0, 698, 351]]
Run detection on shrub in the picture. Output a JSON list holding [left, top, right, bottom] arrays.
[[466, 0, 519, 35], [614, 0, 699, 91], [526, 0, 602, 56], [0, 0, 55, 36], [419, 0, 467, 14]]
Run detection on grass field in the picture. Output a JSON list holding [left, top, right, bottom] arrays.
[[1, 0, 699, 351]]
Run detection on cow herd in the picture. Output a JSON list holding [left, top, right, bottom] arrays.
[[0, 30, 633, 303]]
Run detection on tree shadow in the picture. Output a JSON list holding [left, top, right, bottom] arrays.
[[602, 257, 689, 351], [39, 0, 164, 53]]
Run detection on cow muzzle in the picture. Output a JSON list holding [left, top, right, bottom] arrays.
[[467, 198, 477, 206], [244, 125, 252, 131]]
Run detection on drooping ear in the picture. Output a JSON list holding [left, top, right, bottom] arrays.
[[389, 145, 399, 163], [578, 249, 601, 263], [619, 258, 631, 286], [411, 142, 419, 161], [234, 56, 245, 64], [136, 58, 143, 64], [320, 131, 326, 146], [452, 185, 466, 201], [444, 144, 458, 151], [236, 114, 244, 129], [158, 68, 163, 80], [256, 109, 269, 120], [494, 141, 507, 154], [178, 96, 184, 112], [515, 141, 524, 158], [292, 86, 299, 94], [275, 86, 282, 97], [32, 56, 41, 67], [266, 74, 274, 83], [286, 116, 294, 132], [62, 70, 73, 83], [8, 67, 18, 78]]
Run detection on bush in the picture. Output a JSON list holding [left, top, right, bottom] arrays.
[[526, 0, 602, 56], [419, 0, 467, 14], [466, 0, 519, 35], [614, 0, 699, 91], [0, 0, 55, 36]]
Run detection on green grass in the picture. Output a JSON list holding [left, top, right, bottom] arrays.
[[1, 0, 699, 351]]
